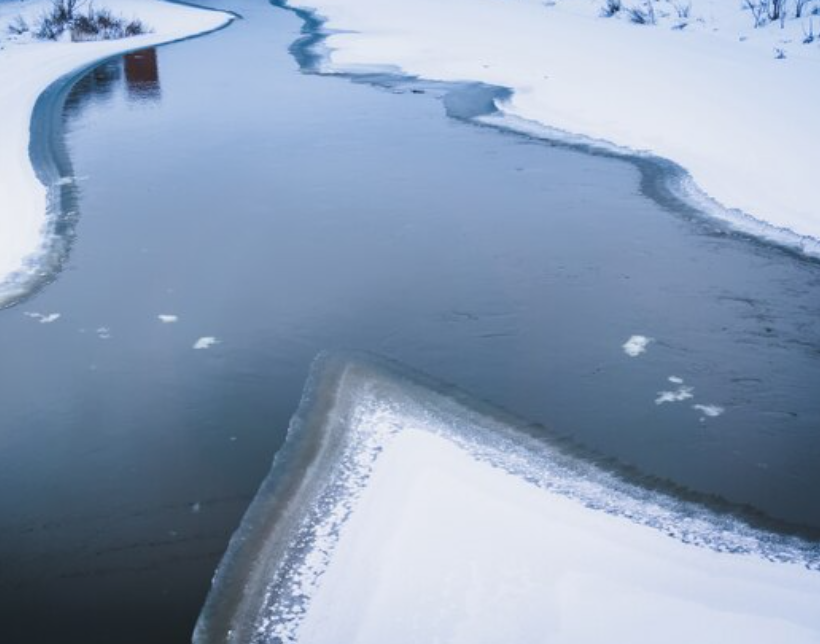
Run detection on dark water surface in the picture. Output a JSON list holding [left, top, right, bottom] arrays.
[[1, 0, 819, 642]]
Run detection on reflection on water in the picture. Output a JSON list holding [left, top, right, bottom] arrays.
[[63, 48, 161, 118], [124, 49, 161, 101]]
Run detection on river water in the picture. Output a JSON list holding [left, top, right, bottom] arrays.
[[1, 0, 819, 642]]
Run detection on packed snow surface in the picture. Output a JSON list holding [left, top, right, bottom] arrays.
[[195, 356, 820, 644], [0, 0, 230, 306], [296, 429, 820, 644], [287, 0, 820, 247]]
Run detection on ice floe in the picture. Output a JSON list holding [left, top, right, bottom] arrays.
[[193, 336, 219, 350], [622, 335, 652, 357], [23, 311, 60, 324], [693, 404, 725, 418]]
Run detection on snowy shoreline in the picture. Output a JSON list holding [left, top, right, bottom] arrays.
[[282, 0, 820, 256], [195, 353, 820, 643], [0, 0, 232, 308]]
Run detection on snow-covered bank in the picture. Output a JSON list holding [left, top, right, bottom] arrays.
[[0, 0, 231, 307], [285, 0, 820, 250], [195, 354, 820, 644]]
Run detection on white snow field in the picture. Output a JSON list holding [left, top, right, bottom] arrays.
[[288, 0, 820, 251], [0, 0, 231, 306], [195, 354, 820, 644]]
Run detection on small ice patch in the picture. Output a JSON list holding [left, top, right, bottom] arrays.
[[193, 336, 219, 350], [668, 376, 684, 384], [693, 404, 724, 418], [158, 314, 179, 323], [96, 327, 112, 340], [24, 312, 61, 324], [623, 335, 652, 357], [656, 386, 694, 405], [55, 176, 74, 186]]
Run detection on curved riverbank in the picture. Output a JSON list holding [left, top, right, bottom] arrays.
[[279, 0, 820, 259], [2, 0, 819, 640], [0, 0, 233, 309]]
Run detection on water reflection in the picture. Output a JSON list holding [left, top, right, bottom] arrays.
[[124, 48, 161, 101], [64, 48, 161, 119]]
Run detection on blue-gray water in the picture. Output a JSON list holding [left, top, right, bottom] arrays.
[[1, 0, 819, 642]]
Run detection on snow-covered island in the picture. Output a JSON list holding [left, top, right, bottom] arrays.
[[0, 0, 231, 307], [195, 354, 820, 643], [285, 0, 820, 253]]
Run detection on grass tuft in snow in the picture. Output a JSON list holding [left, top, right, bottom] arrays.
[[600, 0, 622, 18], [33, 0, 150, 42], [627, 1, 657, 25], [7, 15, 29, 35]]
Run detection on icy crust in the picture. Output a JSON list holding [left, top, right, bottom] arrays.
[[194, 353, 820, 644]]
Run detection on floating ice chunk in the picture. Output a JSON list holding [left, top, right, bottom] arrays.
[[96, 327, 112, 340], [194, 336, 219, 350], [668, 375, 684, 384], [54, 176, 74, 186], [693, 404, 725, 418], [191, 502, 202, 514], [24, 312, 61, 324], [622, 335, 652, 357], [158, 314, 179, 323], [655, 385, 694, 404]]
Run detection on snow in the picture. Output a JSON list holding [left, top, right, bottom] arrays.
[[622, 334, 652, 356], [23, 310, 60, 322], [193, 336, 218, 349], [194, 355, 820, 644], [0, 0, 231, 306], [287, 0, 820, 250], [295, 428, 820, 644], [693, 403, 725, 417], [655, 383, 694, 404]]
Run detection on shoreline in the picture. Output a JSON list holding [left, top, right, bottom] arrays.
[[276, 0, 820, 263], [0, 0, 235, 309], [194, 351, 820, 643]]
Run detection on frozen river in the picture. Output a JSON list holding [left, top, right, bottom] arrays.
[[1, 0, 819, 641]]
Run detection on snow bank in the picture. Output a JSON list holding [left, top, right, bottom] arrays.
[[0, 0, 231, 307], [195, 353, 820, 644], [284, 0, 820, 251]]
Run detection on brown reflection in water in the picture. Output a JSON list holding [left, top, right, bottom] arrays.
[[124, 48, 161, 102]]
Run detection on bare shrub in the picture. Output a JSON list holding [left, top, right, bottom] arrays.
[[795, 0, 812, 17], [744, 0, 769, 27], [627, 1, 657, 24], [7, 15, 29, 35], [601, 0, 622, 17], [33, 0, 149, 41], [803, 18, 816, 41], [673, 1, 691, 18]]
